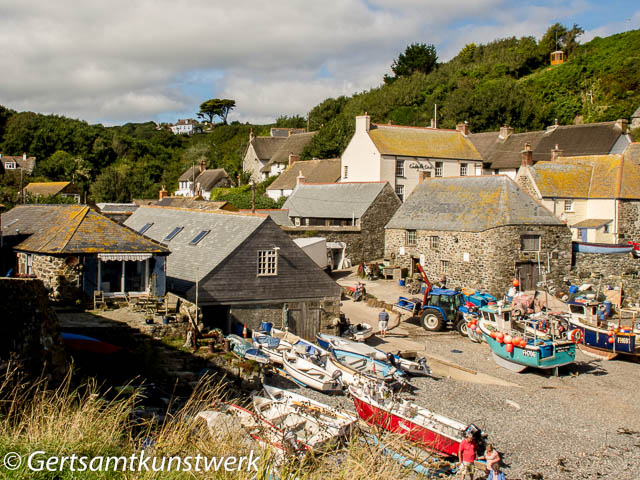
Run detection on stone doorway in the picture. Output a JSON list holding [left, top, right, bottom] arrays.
[[516, 262, 541, 291]]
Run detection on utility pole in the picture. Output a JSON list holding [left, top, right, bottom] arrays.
[[192, 160, 195, 197], [250, 180, 256, 213], [433, 104, 438, 129]]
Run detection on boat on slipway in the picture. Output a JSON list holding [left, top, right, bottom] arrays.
[[316, 332, 430, 376], [349, 383, 486, 457], [327, 350, 405, 388], [226, 334, 270, 364], [282, 354, 343, 393], [252, 327, 328, 365]]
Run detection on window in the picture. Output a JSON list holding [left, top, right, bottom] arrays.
[[520, 234, 540, 251], [435, 162, 443, 177], [294, 217, 301, 226], [257, 249, 278, 276], [4, 161, 16, 169], [406, 230, 416, 246], [603, 223, 609, 234], [430, 236, 439, 249], [138, 223, 153, 234], [564, 200, 573, 212], [163, 227, 183, 242], [395, 160, 405, 177], [189, 230, 210, 245], [460, 163, 467, 176], [343, 165, 348, 179], [395, 184, 404, 202], [439, 260, 449, 273]]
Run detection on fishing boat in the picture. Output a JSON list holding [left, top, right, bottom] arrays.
[[566, 301, 640, 359], [327, 350, 404, 388], [252, 333, 292, 365], [477, 311, 577, 373], [316, 332, 430, 376], [262, 385, 357, 436], [226, 334, 270, 364], [252, 393, 347, 450], [282, 354, 343, 393], [341, 322, 374, 342], [253, 328, 329, 364], [572, 242, 633, 254], [61, 332, 123, 354], [349, 384, 486, 457]]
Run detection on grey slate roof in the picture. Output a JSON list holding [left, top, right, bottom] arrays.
[[1, 204, 79, 240], [386, 176, 562, 232], [96, 203, 139, 214], [124, 206, 266, 289], [282, 182, 387, 219], [239, 209, 293, 226]]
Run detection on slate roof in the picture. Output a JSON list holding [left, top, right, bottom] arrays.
[[471, 121, 628, 170], [386, 176, 561, 232], [8, 205, 169, 255], [0, 154, 36, 173], [238, 209, 293, 226], [267, 159, 341, 192], [250, 136, 287, 161], [155, 197, 236, 211], [95, 203, 139, 214], [268, 132, 317, 166], [529, 154, 640, 199], [124, 206, 267, 287], [24, 182, 77, 197], [282, 182, 388, 219], [367, 124, 482, 161]]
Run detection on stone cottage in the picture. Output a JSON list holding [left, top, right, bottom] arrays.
[[1, 205, 169, 301], [266, 158, 341, 200], [174, 160, 231, 199], [385, 176, 572, 294], [125, 206, 341, 340], [281, 181, 401, 265]]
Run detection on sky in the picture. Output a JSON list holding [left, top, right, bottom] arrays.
[[0, 1, 638, 126]]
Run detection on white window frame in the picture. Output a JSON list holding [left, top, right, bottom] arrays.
[[430, 236, 439, 249], [395, 184, 404, 201], [563, 200, 573, 212], [435, 162, 443, 177], [460, 163, 467, 176], [406, 230, 416, 246], [395, 160, 405, 177], [26, 253, 33, 275], [257, 249, 278, 276]]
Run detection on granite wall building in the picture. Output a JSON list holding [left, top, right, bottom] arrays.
[[385, 176, 572, 295]]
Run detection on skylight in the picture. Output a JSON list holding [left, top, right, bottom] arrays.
[[138, 223, 153, 234], [189, 230, 210, 245], [163, 227, 183, 242]]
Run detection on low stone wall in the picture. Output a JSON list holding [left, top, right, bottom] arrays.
[[0, 278, 67, 380], [567, 251, 640, 302], [18, 253, 82, 302]]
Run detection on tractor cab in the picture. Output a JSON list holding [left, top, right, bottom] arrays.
[[428, 288, 463, 322]]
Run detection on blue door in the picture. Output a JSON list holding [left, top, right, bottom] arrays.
[[579, 229, 588, 242]]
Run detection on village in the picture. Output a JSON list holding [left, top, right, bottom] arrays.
[[1, 98, 640, 480]]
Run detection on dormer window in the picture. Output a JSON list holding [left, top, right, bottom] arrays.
[[4, 161, 16, 169]]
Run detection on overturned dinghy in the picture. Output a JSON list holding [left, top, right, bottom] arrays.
[[282, 354, 343, 394]]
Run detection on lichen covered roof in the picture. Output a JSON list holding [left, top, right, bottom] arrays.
[[368, 125, 482, 161], [531, 154, 640, 199], [13, 205, 169, 255], [267, 159, 341, 191], [24, 182, 73, 197], [386, 176, 561, 232], [571, 219, 611, 229]]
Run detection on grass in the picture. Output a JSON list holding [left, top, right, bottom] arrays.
[[0, 367, 451, 479]]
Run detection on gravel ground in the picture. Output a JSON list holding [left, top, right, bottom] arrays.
[[263, 333, 640, 480]]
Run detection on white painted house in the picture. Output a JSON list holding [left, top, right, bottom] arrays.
[[170, 119, 199, 135], [340, 115, 483, 201]]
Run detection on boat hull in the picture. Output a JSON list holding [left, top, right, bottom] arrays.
[[282, 356, 343, 393], [572, 242, 633, 254], [351, 395, 460, 457], [567, 320, 638, 356]]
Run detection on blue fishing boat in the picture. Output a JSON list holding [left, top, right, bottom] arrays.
[[226, 334, 270, 364]]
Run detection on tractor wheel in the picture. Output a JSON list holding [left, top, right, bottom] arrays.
[[456, 319, 469, 337], [421, 310, 446, 332]]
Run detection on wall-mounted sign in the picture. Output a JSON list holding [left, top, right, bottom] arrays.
[[408, 160, 434, 170]]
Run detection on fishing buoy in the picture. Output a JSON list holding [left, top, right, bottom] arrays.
[[242, 324, 248, 338], [504, 335, 512, 344], [513, 336, 522, 346], [490, 331, 497, 339], [520, 339, 528, 348], [513, 279, 519, 287], [608, 337, 614, 344], [506, 343, 514, 353]]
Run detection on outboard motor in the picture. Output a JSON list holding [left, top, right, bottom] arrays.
[[417, 357, 431, 375], [465, 423, 487, 455]]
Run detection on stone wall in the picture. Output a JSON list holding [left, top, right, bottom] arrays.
[[567, 251, 640, 302], [229, 297, 341, 341], [0, 278, 67, 380], [515, 170, 538, 198], [617, 200, 640, 242], [18, 253, 82, 302], [385, 224, 572, 296]]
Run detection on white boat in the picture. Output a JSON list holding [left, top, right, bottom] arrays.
[[253, 328, 329, 364], [316, 333, 430, 376], [282, 353, 343, 393], [342, 322, 374, 342], [262, 384, 357, 436], [252, 393, 346, 450], [326, 350, 404, 388]]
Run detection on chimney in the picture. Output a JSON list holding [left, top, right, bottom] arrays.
[[288, 153, 300, 166], [551, 144, 564, 162], [249, 128, 255, 141], [296, 170, 306, 186], [521, 143, 533, 167], [456, 121, 469, 136], [199, 159, 206, 174], [158, 185, 168, 200], [616, 119, 629, 132], [355, 112, 370, 133], [499, 125, 513, 139], [23, 152, 27, 160]]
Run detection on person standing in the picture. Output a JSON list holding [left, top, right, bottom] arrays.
[[458, 432, 477, 480], [480, 444, 500, 474], [378, 308, 389, 337]]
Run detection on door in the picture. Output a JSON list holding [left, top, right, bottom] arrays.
[[516, 262, 541, 291], [579, 228, 588, 242]]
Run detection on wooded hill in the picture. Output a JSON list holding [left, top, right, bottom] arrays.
[[0, 27, 638, 205]]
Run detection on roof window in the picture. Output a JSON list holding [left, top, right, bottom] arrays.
[[139, 223, 153, 234], [189, 230, 210, 245], [163, 227, 183, 242]]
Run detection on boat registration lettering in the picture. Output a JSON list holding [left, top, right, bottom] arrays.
[[616, 337, 630, 345], [521, 350, 537, 357]]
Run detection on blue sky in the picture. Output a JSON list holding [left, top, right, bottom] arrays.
[[0, 1, 638, 126]]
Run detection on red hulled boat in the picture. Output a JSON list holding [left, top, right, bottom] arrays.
[[349, 385, 485, 457]]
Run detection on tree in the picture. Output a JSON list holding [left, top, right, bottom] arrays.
[[539, 23, 584, 59], [197, 99, 236, 124], [384, 43, 438, 84]]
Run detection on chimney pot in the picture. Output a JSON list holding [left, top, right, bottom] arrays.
[[199, 159, 206, 174], [499, 125, 513, 139], [521, 143, 534, 167], [288, 153, 300, 166], [456, 122, 469, 136], [23, 152, 27, 160], [551, 144, 564, 162], [296, 170, 306, 186], [356, 113, 370, 133]]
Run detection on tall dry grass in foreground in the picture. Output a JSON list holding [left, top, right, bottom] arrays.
[[0, 369, 443, 479]]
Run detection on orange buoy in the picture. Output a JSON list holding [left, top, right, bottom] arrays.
[[520, 339, 528, 348], [513, 279, 519, 287], [242, 324, 248, 338], [608, 337, 614, 344], [490, 331, 497, 339], [504, 335, 513, 344], [513, 336, 522, 346], [506, 343, 514, 353]]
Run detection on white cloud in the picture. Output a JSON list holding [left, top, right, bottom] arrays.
[[0, 1, 632, 125]]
